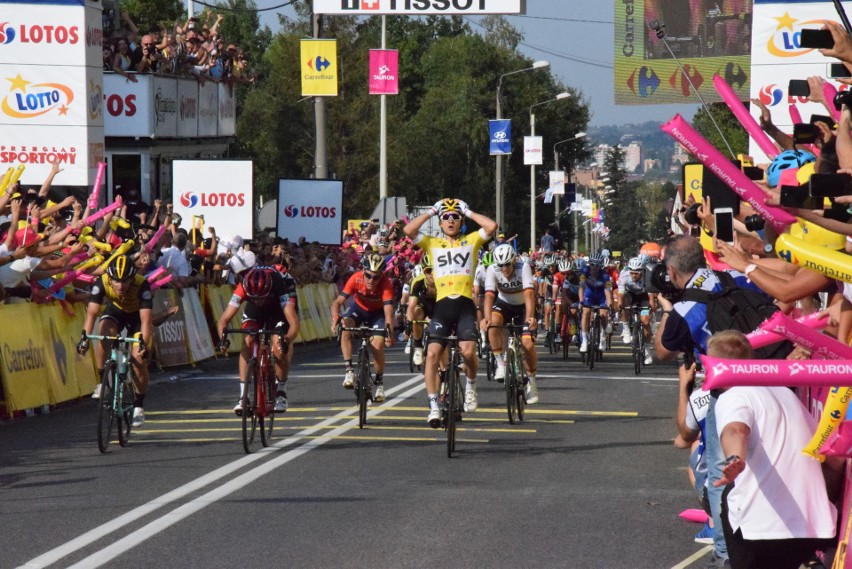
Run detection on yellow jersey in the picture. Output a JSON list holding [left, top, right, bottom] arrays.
[[413, 229, 489, 301]]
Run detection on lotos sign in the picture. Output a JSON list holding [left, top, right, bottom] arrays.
[[172, 161, 253, 239], [276, 179, 343, 245]]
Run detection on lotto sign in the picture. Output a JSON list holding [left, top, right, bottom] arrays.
[[172, 161, 253, 239], [523, 136, 542, 166], [313, 0, 523, 14], [276, 179, 344, 246], [300, 39, 338, 97]]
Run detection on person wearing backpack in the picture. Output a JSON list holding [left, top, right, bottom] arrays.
[[653, 235, 787, 569]]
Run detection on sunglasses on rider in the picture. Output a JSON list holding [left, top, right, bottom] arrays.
[[440, 213, 462, 221], [364, 272, 380, 280], [497, 261, 513, 268]]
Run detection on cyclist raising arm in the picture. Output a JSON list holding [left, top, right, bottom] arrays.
[[78, 255, 153, 428], [330, 253, 396, 403], [217, 266, 300, 414], [404, 198, 497, 427]]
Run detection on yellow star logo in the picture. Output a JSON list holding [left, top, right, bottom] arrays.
[[6, 73, 30, 92], [58, 104, 69, 116], [774, 12, 797, 31]]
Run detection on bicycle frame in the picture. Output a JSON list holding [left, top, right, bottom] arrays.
[[340, 325, 384, 429], [87, 333, 141, 453], [430, 333, 464, 458], [503, 323, 527, 424]]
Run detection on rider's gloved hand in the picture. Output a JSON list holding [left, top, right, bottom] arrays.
[[134, 332, 148, 358], [429, 199, 446, 217], [76, 332, 90, 356]]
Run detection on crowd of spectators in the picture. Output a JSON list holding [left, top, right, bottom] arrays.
[[103, 11, 256, 86]]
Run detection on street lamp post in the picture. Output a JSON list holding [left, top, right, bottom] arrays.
[[529, 92, 570, 252], [495, 60, 549, 231], [553, 132, 587, 247]]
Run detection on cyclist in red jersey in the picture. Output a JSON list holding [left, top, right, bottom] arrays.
[[330, 252, 396, 402], [217, 266, 300, 414]]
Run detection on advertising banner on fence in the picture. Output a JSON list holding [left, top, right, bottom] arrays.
[[277, 179, 343, 245], [613, 0, 752, 105], [172, 160, 253, 239], [369, 49, 399, 95], [313, 0, 523, 14], [489, 119, 511, 155], [301, 39, 338, 97]]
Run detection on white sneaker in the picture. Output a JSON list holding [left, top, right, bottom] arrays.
[[464, 387, 478, 412], [131, 407, 145, 427], [374, 385, 385, 402], [622, 329, 632, 344], [494, 361, 506, 382], [404, 339, 411, 354], [525, 376, 539, 405], [579, 338, 588, 353], [233, 399, 245, 415], [413, 347, 424, 366], [342, 369, 355, 389], [427, 408, 441, 428], [605, 321, 613, 334], [599, 336, 607, 352], [644, 346, 653, 365], [92, 383, 102, 399], [274, 391, 288, 412]]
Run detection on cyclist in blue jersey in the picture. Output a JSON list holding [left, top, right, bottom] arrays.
[[578, 253, 613, 354]]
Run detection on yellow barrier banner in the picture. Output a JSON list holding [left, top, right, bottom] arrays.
[[41, 302, 97, 404], [182, 288, 215, 362], [0, 303, 54, 411], [153, 288, 192, 367], [206, 284, 244, 353]]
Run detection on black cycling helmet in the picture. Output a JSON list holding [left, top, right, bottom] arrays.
[[106, 255, 137, 282]]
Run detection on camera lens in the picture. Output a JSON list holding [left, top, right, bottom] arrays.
[[744, 214, 765, 232], [683, 203, 701, 226]]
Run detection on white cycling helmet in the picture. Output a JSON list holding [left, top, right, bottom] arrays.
[[627, 257, 645, 272], [493, 243, 516, 266], [411, 264, 424, 279], [557, 258, 571, 272]]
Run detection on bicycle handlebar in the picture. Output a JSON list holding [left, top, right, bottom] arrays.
[[84, 333, 142, 344]]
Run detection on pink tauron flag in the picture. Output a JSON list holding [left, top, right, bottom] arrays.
[[369, 49, 399, 95]]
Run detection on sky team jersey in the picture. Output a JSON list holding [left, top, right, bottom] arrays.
[[91, 274, 153, 312], [484, 261, 534, 306], [339, 270, 395, 312], [413, 229, 490, 301]]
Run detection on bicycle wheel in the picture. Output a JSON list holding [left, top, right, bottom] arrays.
[[408, 338, 416, 372], [516, 351, 526, 422], [485, 344, 495, 382], [587, 319, 597, 370], [632, 319, 642, 375], [97, 362, 117, 453], [117, 373, 134, 447], [242, 358, 259, 453], [446, 355, 460, 457], [357, 346, 370, 429], [505, 347, 518, 424], [260, 370, 275, 447]]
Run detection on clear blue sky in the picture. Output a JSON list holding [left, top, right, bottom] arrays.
[[255, 0, 700, 127]]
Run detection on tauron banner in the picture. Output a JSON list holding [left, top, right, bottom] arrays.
[[277, 179, 344, 246], [489, 119, 511, 155], [614, 0, 752, 105], [369, 49, 399, 95], [300, 39, 338, 97]]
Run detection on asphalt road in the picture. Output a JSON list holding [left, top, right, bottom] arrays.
[[1, 335, 715, 569]]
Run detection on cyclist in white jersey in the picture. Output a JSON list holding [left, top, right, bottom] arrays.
[[481, 243, 539, 404]]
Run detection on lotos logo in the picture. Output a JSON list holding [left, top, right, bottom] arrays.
[[307, 56, 331, 72], [0, 22, 15, 44], [284, 204, 336, 218], [180, 192, 199, 208], [758, 84, 784, 106], [284, 204, 299, 218], [766, 13, 831, 58], [1, 73, 74, 119]]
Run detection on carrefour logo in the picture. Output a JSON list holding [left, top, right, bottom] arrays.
[[180, 192, 199, 208], [307, 56, 331, 72], [766, 13, 831, 57], [1, 73, 74, 119], [0, 22, 15, 44], [758, 84, 784, 106]]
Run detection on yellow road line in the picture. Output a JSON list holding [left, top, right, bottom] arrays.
[[146, 407, 635, 417], [136, 424, 535, 434], [130, 435, 489, 444]]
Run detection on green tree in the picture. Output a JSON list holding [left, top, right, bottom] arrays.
[[691, 102, 749, 159], [600, 146, 648, 255], [119, 0, 184, 35]]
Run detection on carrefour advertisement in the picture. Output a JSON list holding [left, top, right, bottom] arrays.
[[172, 161, 253, 240], [614, 0, 752, 105], [276, 179, 343, 246], [749, 0, 848, 162]]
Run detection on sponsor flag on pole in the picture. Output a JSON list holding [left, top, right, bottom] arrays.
[[549, 170, 565, 195], [489, 119, 511, 155], [523, 136, 543, 165], [300, 39, 338, 96], [369, 49, 399, 94]]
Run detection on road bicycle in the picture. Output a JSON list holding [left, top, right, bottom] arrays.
[[628, 304, 648, 376], [430, 333, 464, 458], [86, 332, 142, 453], [222, 327, 281, 453], [500, 323, 528, 424], [543, 306, 557, 354], [582, 305, 605, 369], [560, 304, 580, 361], [339, 325, 386, 429], [482, 334, 496, 382]]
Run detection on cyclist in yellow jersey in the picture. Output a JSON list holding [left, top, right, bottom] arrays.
[[404, 198, 497, 427]]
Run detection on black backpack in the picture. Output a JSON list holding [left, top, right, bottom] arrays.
[[680, 271, 792, 360]]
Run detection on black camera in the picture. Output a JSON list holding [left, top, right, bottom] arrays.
[[682, 203, 701, 226], [650, 262, 680, 300], [833, 89, 852, 111], [744, 214, 765, 232]]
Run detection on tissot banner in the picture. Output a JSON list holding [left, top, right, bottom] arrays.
[[369, 49, 399, 95], [300, 39, 338, 96], [313, 0, 523, 15], [489, 119, 511, 155]]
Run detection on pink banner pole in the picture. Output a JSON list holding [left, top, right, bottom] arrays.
[[700, 355, 852, 390], [661, 114, 797, 233], [746, 312, 828, 349], [145, 266, 166, 282], [77, 274, 95, 284], [823, 82, 842, 123], [151, 274, 173, 291], [713, 74, 779, 158], [72, 197, 123, 235], [144, 224, 168, 253], [759, 311, 852, 360], [88, 162, 106, 210], [47, 270, 81, 293]]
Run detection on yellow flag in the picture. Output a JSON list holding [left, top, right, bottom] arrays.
[[301, 39, 338, 96]]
